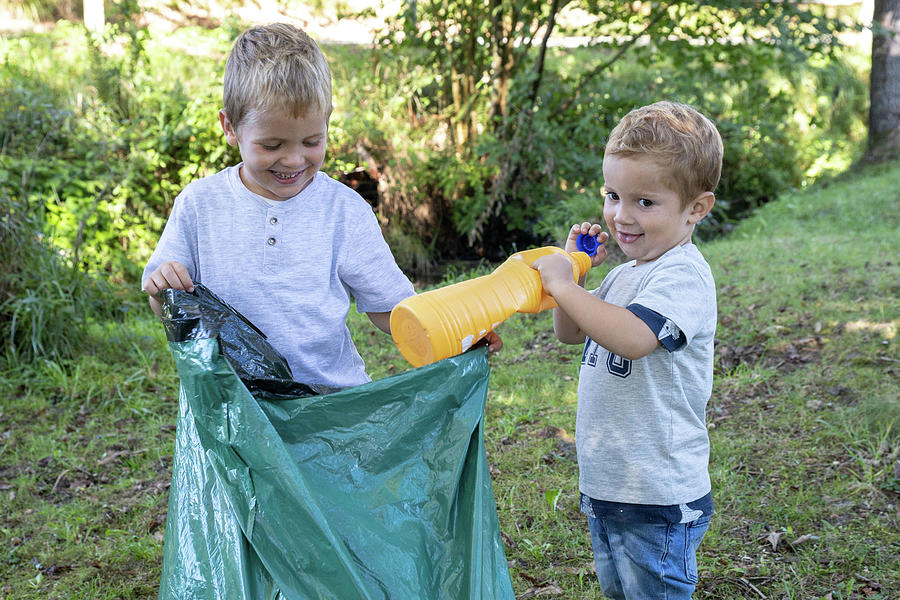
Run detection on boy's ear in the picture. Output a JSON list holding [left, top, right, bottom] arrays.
[[219, 109, 238, 147], [686, 191, 715, 225]]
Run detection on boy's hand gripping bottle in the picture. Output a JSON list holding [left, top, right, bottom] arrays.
[[390, 247, 592, 367]]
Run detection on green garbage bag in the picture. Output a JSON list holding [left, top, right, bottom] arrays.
[[157, 285, 515, 600]]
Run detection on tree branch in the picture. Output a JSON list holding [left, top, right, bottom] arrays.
[[562, 2, 673, 113], [526, 0, 563, 110]]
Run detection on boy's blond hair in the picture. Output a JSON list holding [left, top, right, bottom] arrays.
[[605, 101, 723, 207], [223, 23, 332, 131]]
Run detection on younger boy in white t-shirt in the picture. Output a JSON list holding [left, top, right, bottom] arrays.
[[532, 101, 722, 599]]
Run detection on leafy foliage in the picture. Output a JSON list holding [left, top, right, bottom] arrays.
[[372, 0, 868, 249], [0, 3, 871, 291], [0, 0, 79, 22], [1, 20, 241, 283], [0, 190, 120, 366], [0, 16, 238, 364]]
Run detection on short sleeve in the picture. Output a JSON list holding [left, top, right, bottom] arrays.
[[337, 204, 414, 314], [141, 191, 200, 290], [627, 258, 716, 348], [627, 304, 686, 351]]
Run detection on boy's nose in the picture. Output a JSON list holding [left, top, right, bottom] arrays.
[[613, 204, 634, 224], [279, 146, 307, 168]]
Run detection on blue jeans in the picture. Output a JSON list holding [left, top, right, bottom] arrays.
[[586, 514, 711, 600]]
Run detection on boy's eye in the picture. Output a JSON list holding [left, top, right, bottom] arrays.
[[260, 144, 281, 151], [638, 198, 653, 207], [605, 192, 619, 202]]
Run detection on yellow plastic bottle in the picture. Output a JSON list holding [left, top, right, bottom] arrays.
[[390, 247, 593, 367]]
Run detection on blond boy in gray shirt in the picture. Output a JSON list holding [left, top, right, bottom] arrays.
[[143, 24, 425, 388]]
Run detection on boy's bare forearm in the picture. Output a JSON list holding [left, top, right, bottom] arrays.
[[552, 273, 590, 343], [552, 305, 586, 344], [550, 282, 659, 360], [367, 311, 392, 334]]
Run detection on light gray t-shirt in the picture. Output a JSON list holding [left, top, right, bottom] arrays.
[[576, 243, 716, 505], [142, 165, 415, 389]]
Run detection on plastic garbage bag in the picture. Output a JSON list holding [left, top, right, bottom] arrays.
[[157, 284, 515, 600], [159, 283, 327, 399]]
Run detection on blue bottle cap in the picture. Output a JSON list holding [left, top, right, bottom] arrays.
[[576, 233, 602, 256]]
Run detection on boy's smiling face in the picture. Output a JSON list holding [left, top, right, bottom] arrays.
[[220, 107, 328, 200], [602, 154, 711, 265]]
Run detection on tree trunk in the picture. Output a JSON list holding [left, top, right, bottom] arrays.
[[866, 0, 900, 162], [487, 0, 510, 122]]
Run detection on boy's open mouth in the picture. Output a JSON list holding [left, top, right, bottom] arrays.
[[616, 231, 642, 244], [271, 170, 301, 183]]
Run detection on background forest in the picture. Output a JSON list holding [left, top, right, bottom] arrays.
[[3, 2, 872, 272], [1, 0, 877, 362], [1, 1, 898, 599]]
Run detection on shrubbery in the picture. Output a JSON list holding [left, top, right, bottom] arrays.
[[361, 1, 869, 252], [333, 39, 867, 259], [0, 194, 119, 366], [0, 19, 236, 364], [3, 11, 869, 271], [0, 6, 870, 364]]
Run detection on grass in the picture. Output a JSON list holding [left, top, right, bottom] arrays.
[[1, 160, 898, 599]]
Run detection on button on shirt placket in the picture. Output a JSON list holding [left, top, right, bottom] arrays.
[[265, 211, 282, 271]]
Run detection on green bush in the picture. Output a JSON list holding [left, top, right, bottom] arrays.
[[1, 23, 240, 282], [0, 193, 122, 366], [0, 12, 869, 284], [444, 40, 868, 247], [366, 1, 868, 251]]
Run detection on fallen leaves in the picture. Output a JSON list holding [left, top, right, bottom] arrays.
[[507, 331, 572, 364], [760, 529, 821, 552], [516, 572, 565, 598], [97, 448, 146, 466], [715, 335, 824, 373], [518, 582, 564, 598], [716, 341, 767, 371]]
